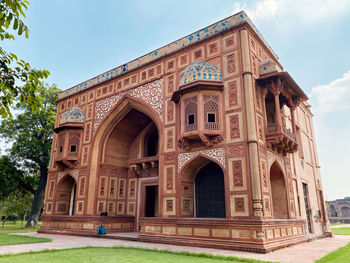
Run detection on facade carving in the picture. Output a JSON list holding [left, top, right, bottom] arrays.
[[94, 78, 163, 133], [178, 147, 226, 172], [41, 10, 330, 253]]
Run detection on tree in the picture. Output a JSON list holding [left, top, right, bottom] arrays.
[[0, 0, 50, 118], [0, 84, 60, 227], [0, 190, 32, 227]]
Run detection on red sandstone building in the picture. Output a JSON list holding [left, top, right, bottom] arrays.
[[40, 11, 331, 252]]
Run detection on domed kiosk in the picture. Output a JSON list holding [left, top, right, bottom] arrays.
[[172, 61, 224, 149]]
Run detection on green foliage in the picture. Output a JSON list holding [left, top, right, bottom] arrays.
[[0, 0, 50, 118], [0, 0, 29, 40], [0, 155, 24, 200], [316, 242, 350, 263], [0, 84, 60, 169], [0, 190, 32, 225], [0, 247, 273, 263], [0, 84, 60, 227]]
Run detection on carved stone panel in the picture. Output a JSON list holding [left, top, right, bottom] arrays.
[[226, 112, 243, 143], [228, 157, 246, 191], [178, 147, 225, 172]]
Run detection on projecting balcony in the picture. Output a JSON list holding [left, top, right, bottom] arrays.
[[266, 123, 298, 155], [128, 156, 159, 178]]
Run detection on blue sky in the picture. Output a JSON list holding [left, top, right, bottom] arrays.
[[2, 0, 350, 200]]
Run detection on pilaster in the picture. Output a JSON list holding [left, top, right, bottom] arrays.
[[239, 29, 262, 217]]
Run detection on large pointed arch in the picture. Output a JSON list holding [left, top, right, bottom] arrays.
[[269, 161, 289, 219], [86, 96, 162, 215], [179, 155, 227, 218]]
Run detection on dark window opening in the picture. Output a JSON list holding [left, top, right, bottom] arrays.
[[70, 145, 77, 152], [144, 128, 159, 157], [59, 146, 63, 153], [188, 114, 194, 124], [195, 162, 225, 218], [208, 113, 216, 123], [265, 91, 276, 124], [145, 185, 158, 217], [303, 183, 313, 233]]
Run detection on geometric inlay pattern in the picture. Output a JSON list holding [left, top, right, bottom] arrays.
[[178, 147, 225, 172], [58, 11, 277, 100], [178, 61, 222, 88], [59, 107, 85, 125], [94, 78, 163, 134]]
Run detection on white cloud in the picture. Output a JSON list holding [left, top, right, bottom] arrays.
[[233, 0, 350, 23], [311, 70, 350, 114]]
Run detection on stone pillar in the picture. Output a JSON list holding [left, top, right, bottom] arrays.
[[240, 29, 262, 217], [288, 97, 299, 133], [270, 78, 282, 130]]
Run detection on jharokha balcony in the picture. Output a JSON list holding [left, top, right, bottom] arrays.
[[256, 59, 308, 156], [266, 123, 297, 155]]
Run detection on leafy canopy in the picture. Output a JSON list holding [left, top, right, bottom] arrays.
[[0, 0, 50, 118], [0, 84, 60, 170]]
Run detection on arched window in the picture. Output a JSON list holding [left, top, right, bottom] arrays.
[[204, 95, 219, 130], [68, 133, 80, 155], [144, 127, 159, 157], [184, 96, 197, 132]]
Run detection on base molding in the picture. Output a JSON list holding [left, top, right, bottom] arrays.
[[39, 216, 312, 253]]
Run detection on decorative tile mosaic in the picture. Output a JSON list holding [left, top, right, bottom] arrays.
[[178, 61, 221, 87], [58, 11, 277, 100], [93, 78, 163, 134], [59, 107, 85, 125], [178, 147, 225, 172]]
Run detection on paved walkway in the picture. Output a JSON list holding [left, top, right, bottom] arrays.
[[1, 233, 350, 263], [331, 224, 350, 228]]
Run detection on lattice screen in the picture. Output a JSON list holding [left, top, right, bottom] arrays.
[[204, 96, 219, 122], [57, 134, 65, 155], [68, 133, 80, 154], [184, 96, 197, 125]]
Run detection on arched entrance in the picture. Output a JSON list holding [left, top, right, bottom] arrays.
[[101, 106, 160, 221], [103, 109, 159, 164], [270, 162, 288, 219], [56, 175, 76, 216], [195, 162, 225, 218]]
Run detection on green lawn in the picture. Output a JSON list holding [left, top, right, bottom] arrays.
[[330, 222, 344, 226], [0, 247, 273, 263], [316, 242, 350, 263], [0, 221, 51, 246], [332, 227, 350, 235], [0, 221, 41, 233]]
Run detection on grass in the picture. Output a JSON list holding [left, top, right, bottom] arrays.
[[0, 221, 41, 233], [332, 227, 350, 235], [330, 222, 344, 226], [316, 242, 350, 263], [0, 221, 51, 246], [0, 247, 273, 263]]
